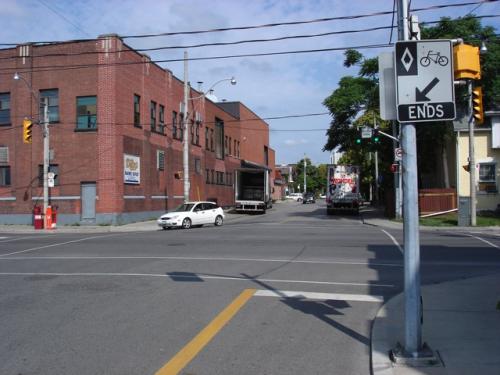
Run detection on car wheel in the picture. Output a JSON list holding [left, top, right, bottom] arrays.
[[162, 226, 170, 230], [297, 198, 302, 202], [181, 218, 192, 229], [214, 215, 223, 226]]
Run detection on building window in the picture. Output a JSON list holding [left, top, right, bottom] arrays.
[[264, 145, 269, 166], [229, 137, 232, 155], [150, 101, 156, 132], [224, 136, 228, 156], [0, 93, 10, 125], [211, 169, 214, 184], [172, 111, 178, 139], [205, 127, 209, 150], [210, 128, 214, 151], [195, 121, 200, 146], [158, 105, 165, 134], [76, 96, 97, 130], [157, 150, 165, 171], [206, 168, 210, 183], [237, 141, 240, 157], [215, 118, 224, 159], [478, 163, 497, 193], [178, 113, 184, 142], [0, 166, 10, 186], [234, 140, 237, 157], [40, 89, 59, 123], [190, 120, 195, 145], [38, 164, 59, 186], [134, 94, 141, 127], [195, 158, 201, 174]]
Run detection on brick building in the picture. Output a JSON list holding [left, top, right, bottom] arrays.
[[0, 35, 274, 225]]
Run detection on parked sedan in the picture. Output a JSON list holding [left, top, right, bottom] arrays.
[[157, 201, 224, 229], [302, 192, 316, 204]]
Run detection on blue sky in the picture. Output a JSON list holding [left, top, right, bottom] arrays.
[[1, 0, 499, 165]]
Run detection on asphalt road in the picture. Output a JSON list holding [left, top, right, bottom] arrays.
[[1, 201, 499, 375]]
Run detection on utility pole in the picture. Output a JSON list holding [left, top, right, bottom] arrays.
[[42, 98, 49, 228], [468, 81, 476, 226], [393, 121, 402, 219], [397, 0, 423, 358], [374, 113, 379, 204], [303, 155, 307, 194], [183, 51, 190, 203]]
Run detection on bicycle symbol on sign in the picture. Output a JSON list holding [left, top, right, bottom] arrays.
[[420, 50, 448, 67]]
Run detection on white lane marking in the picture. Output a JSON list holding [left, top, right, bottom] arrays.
[[380, 229, 403, 255], [0, 235, 58, 243], [254, 290, 384, 302], [442, 231, 500, 249], [0, 272, 394, 288], [0, 256, 403, 267], [0, 234, 120, 257], [467, 234, 499, 249], [1, 256, 496, 267]]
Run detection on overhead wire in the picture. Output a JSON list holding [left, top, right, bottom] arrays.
[[0, 0, 497, 47]]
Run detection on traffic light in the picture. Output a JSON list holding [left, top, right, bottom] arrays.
[[355, 138, 362, 145], [23, 118, 33, 144], [453, 44, 481, 80], [372, 129, 380, 143], [472, 87, 484, 125]]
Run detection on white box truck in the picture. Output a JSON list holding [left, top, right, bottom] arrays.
[[326, 164, 361, 214], [234, 163, 272, 214]]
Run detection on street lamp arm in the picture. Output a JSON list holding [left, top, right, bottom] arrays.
[[189, 77, 236, 101], [13, 72, 40, 104]]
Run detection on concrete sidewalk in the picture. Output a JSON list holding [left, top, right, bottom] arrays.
[[371, 273, 500, 375], [0, 211, 248, 234], [362, 206, 500, 374]]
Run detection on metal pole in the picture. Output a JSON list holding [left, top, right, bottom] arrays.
[[43, 98, 50, 228], [374, 114, 379, 204], [303, 155, 307, 194], [393, 121, 402, 219], [468, 81, 476, 226], [183, 51, 190, 203], [398, 0, 422, 355]]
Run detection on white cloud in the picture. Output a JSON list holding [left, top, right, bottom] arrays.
[[284, 139, 309, 146], [2, 0, 498, 165]]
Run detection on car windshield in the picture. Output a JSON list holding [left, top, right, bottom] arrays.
[[173, 203, 194, 212]]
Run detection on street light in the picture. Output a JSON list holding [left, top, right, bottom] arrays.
[[14, 72, 51, 228], [182, 51, 236, 202]]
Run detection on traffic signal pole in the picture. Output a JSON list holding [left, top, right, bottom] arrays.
[[395, 0, 424, 360], [468, 81, 476, 226]]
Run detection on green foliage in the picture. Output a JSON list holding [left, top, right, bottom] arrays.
[[322, 15, 499, 199], [421, 15, 499, 109], [290, 159, 328, 194]]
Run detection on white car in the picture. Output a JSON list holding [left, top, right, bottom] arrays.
[[287, 193, 303, 202], [157, 201, 224, 229]]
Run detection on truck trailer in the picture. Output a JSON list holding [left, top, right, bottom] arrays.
[[326, 164, 361, 214], [234, 162, 272, 214]]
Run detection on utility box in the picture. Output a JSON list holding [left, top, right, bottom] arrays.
[[458, 196, 471, 226]]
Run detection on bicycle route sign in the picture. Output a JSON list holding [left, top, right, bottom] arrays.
[[395, 39, 455, 123]]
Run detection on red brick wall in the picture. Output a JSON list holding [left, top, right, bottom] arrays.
[[0, 37, 276, 222]]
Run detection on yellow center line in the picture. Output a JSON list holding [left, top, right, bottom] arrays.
[[154, 288, 256, 375]]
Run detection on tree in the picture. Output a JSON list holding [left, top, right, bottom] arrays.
[[322, 15, 498, 197]]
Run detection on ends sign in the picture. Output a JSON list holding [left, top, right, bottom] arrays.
[[395, 40, 455, 123]]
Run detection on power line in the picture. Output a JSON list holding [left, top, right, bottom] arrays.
[[97, 0, 500, 40], [0, 43, 394, 76], [0, 13, 497, 65], [36, 0, 91, 37], [0, 0, 496, 46]]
